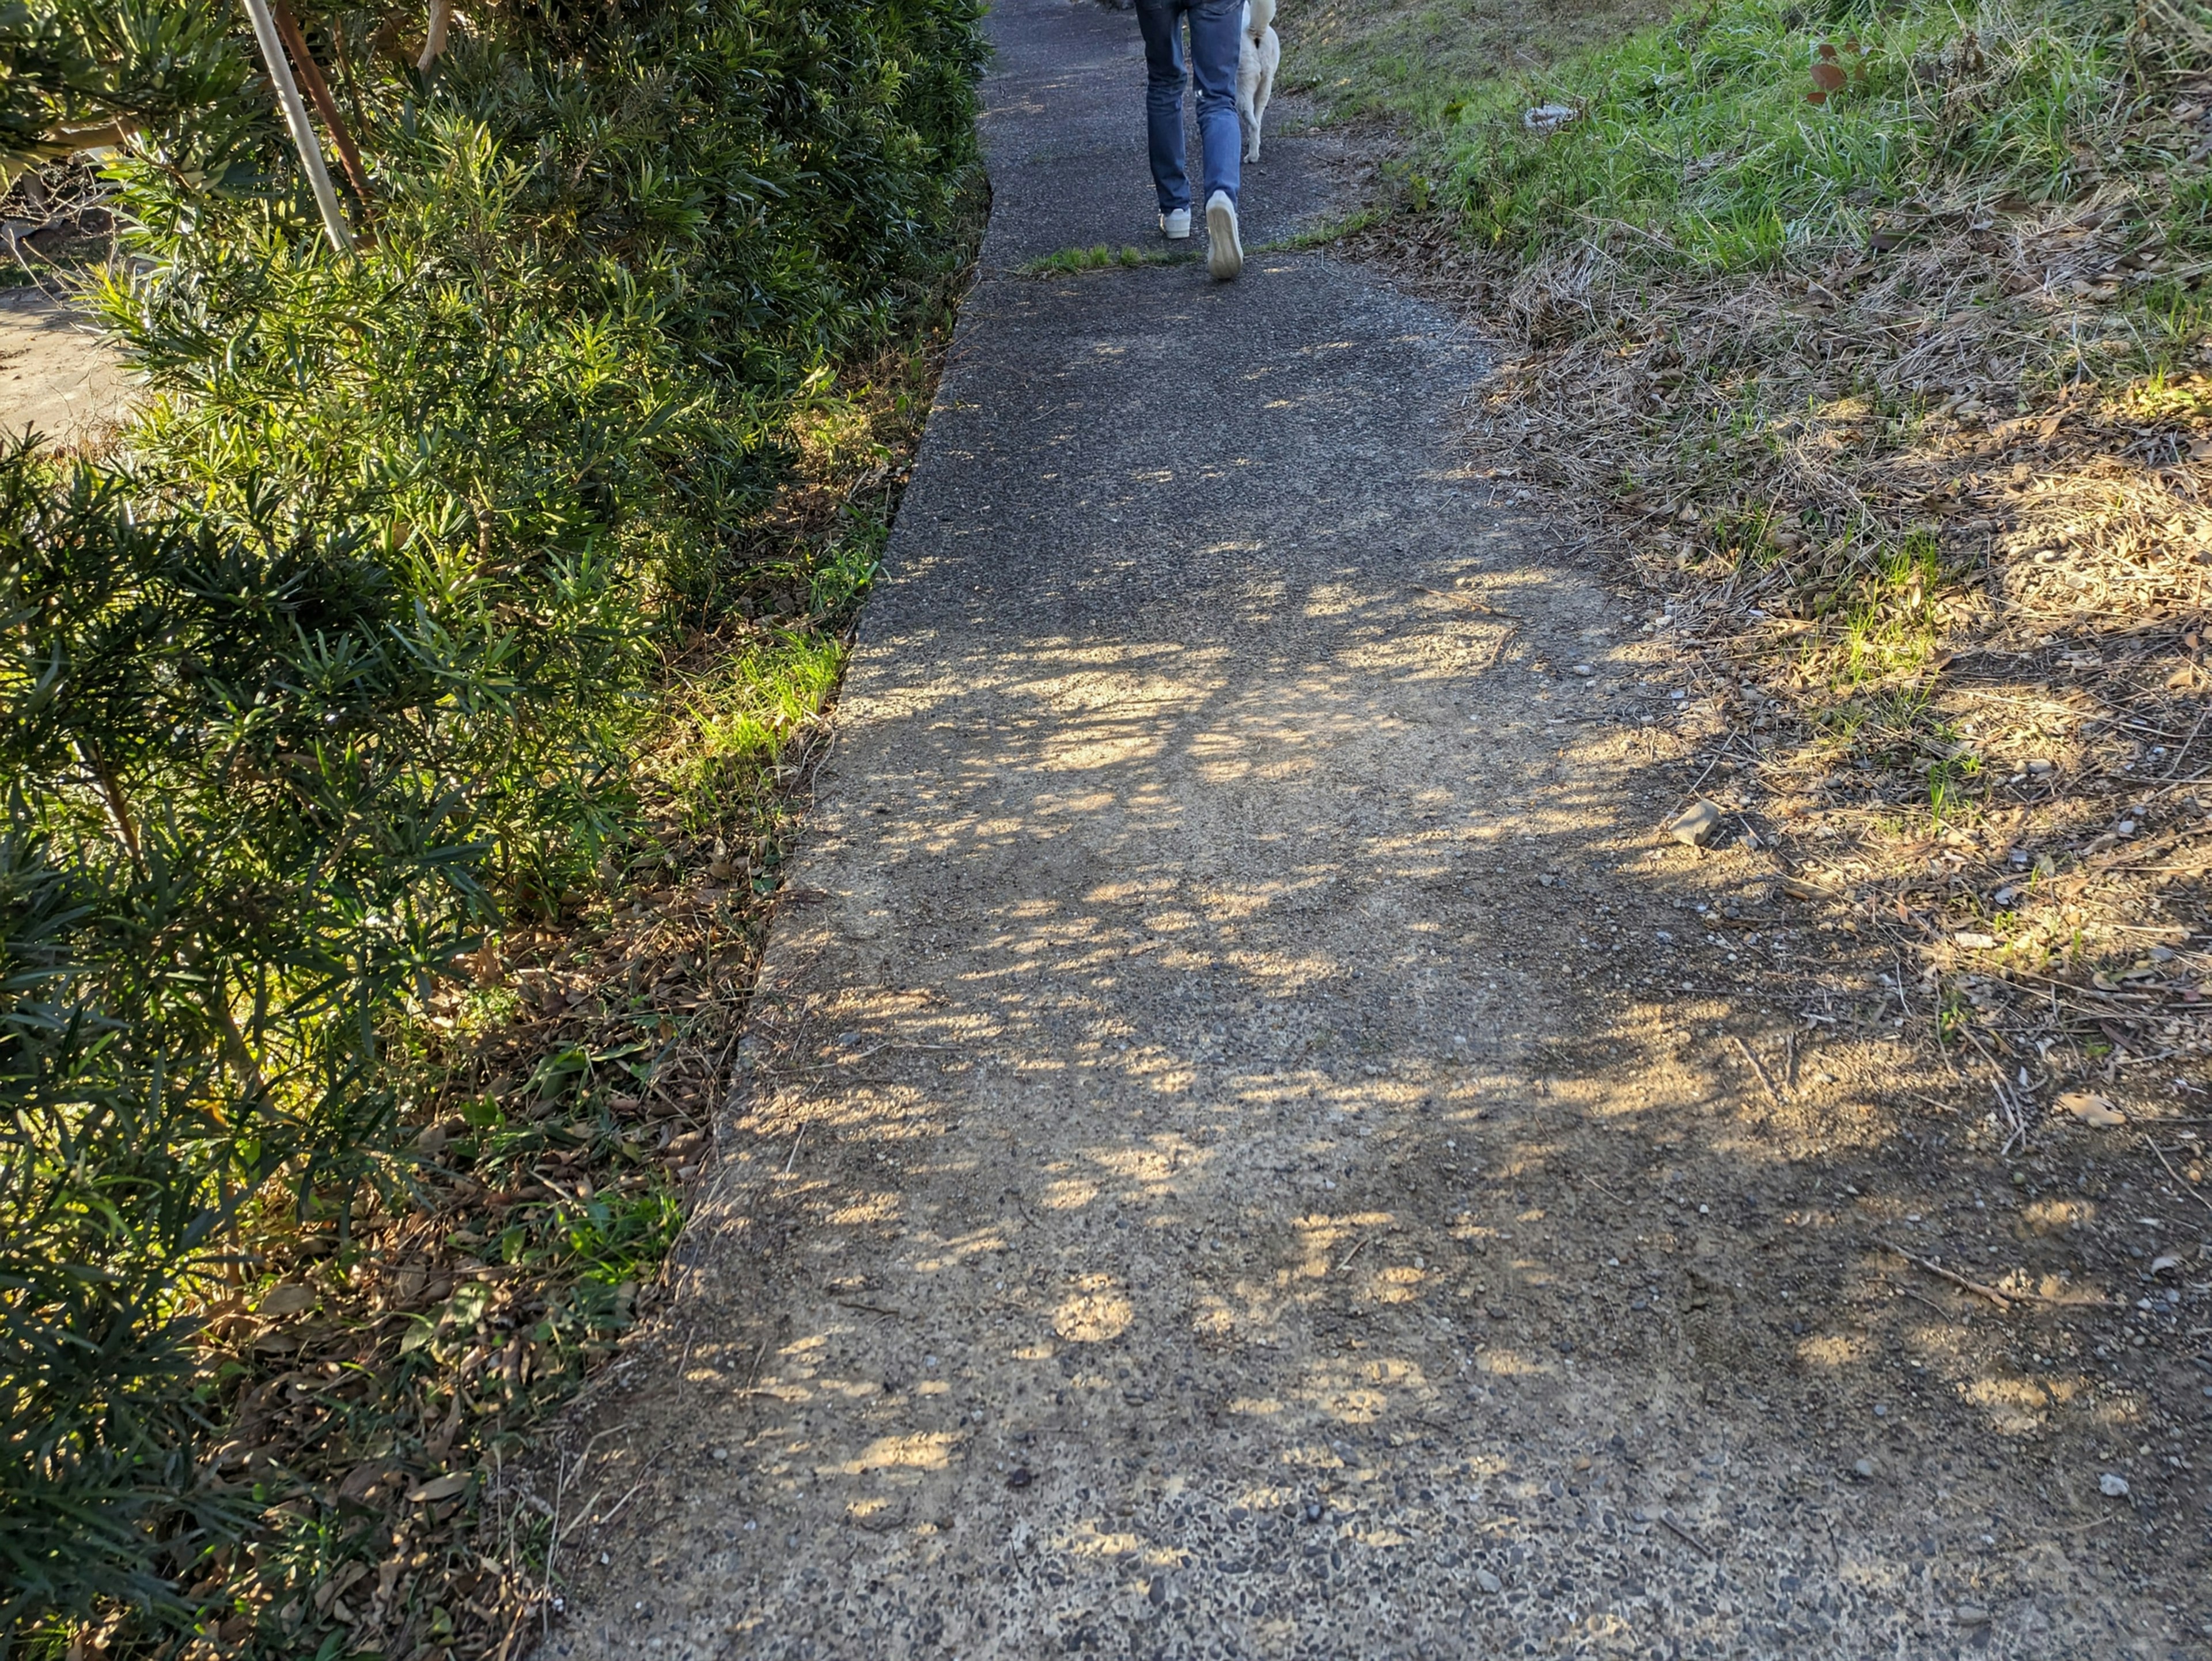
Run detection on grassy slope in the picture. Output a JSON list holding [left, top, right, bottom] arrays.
[[1319, 0, 2212, 1104], [1291, 0, 1666, 124]]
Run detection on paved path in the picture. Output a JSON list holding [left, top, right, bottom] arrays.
[[551, 3, 2192, 1655]]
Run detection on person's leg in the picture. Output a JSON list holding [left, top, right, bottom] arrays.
[[1184, 0, 1243, 276], [1134, 0, 1190, 217], [1185, 0, 1243, 207]]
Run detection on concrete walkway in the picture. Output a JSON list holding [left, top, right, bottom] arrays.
[[550, 3, 2188, 1655]]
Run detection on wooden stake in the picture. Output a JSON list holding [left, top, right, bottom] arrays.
[[419, 0, 454, 71]]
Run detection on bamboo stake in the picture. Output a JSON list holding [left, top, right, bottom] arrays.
[[269, 0, 374, 213], [237, 0, 354, 255]]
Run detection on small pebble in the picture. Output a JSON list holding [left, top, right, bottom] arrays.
[[1852, 1458, 1875, 1479], [1955, 1604, 1990, 1627], [2100, 1471, 2131, 1498], [1475, 1568, 1503, 1594]]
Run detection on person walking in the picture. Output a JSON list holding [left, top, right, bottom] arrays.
[[1136, 0, 1243, 280]]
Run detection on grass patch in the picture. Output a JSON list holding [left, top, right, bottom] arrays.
[[1018, 242, 1196, 275], [1436, 0, 2139, 267], [1291, 0, 1664, 126]]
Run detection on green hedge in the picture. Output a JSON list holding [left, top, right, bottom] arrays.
[[1, 0, 982, 1643]]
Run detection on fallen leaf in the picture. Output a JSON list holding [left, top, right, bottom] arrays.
[[259, 1283, 319, 1318], [407, 1472, 471, 1504], [338, 1463, 400, 1503], [2058, 1092, 2124, 1128], [1953, 931, 1999, 949]]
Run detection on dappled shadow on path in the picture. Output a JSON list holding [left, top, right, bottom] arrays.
[[554, 540, 2191, 1657]]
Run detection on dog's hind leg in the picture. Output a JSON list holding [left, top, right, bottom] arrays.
[[1247, 40, 1276, 161], [1237, 58, 1259, 160]]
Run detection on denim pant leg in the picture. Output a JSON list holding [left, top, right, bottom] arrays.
[[1134, 0, 1191, 213], [1184, 0, 1242, 206]]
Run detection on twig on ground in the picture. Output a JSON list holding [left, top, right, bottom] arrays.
[[543, 1424, 627, 1635], [593, 1479, 648, 1531], [738, 1331, 774, 1396], [2141, 1132, 2212, 1220], [1482, 620, 1523, 674], [1730, 1033, 1787, 1107], [1896, 1282, 1959, 1321], [1873, 1238, 2018, 1310]]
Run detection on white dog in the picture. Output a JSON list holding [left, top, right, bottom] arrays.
[[1237, 0, 1280, 164]]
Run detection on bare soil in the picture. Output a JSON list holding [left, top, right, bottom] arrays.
[[0, 285, 127, 447]]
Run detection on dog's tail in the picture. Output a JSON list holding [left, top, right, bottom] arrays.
[[1245, 0, 1275, 44]]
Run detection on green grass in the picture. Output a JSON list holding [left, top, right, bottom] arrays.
[[1291, 0, 1665, 125], [658, 633, 846, 837], [1018, 242, 1196, 276], [1435, 0, 2135, 270]]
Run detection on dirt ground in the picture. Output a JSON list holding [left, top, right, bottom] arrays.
[[0, 283, 127, 447], [529, 2, 2212, 1656]]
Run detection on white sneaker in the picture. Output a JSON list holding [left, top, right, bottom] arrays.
[[1206, 190, 1242, 281], [1161, 207, 1191, 240]]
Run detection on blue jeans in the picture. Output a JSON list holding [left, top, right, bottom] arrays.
[[1136, 0, 1240, 213]]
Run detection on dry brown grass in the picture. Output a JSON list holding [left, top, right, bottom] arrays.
[[1342, 67, 2212, 1142]]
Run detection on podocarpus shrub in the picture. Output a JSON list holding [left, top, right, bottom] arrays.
[[0, 0, 982, 1644]]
